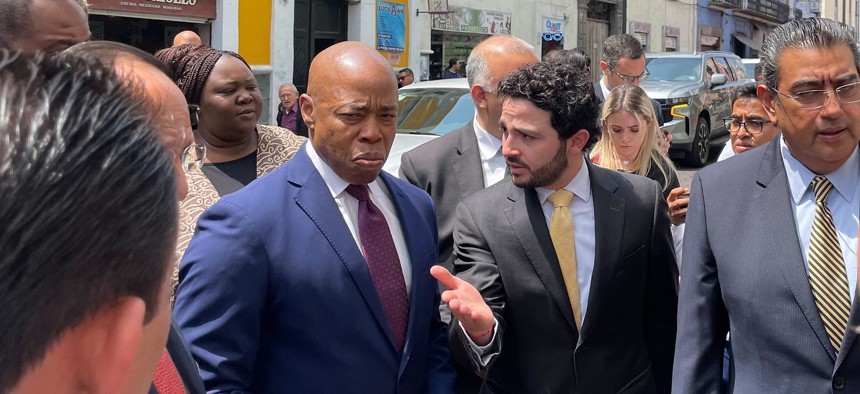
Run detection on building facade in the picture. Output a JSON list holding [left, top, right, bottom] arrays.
[[697, 0, 794, 57]]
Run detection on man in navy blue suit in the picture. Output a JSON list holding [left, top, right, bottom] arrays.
[[173, 41, 456, 393]]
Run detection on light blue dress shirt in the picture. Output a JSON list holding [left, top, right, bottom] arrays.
[[781, 139, 859, 299]]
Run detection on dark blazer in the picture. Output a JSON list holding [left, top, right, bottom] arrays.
[[673, 138, 860, 392], [400, 122, 489, 392], [149, 322, 206, 394], [449, 160, 678, 393], [400, 122, 485, 273], [594, 81, 664, 126], [173, 145, 456, 393]]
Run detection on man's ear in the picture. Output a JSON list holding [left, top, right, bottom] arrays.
[[599, 60, 609, 76], [757, 84, 779, 125], [470, 85, 489, 110], [299, 94, 315, 135], [72, 297, 147, 394], [569, 129, 591, 153]]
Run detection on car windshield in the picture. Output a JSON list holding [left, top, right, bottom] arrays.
[[645, 58, 701, 82], [397, 88, 473, 135], [743, 63, 755, 79]]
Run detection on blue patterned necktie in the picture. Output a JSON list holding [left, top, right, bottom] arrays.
[[346, 184, 409, 351]]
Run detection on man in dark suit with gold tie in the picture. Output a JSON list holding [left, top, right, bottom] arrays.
[[433, 55, 678, 393]]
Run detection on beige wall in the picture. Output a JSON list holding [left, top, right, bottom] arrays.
[[626, 0, 697, 53]]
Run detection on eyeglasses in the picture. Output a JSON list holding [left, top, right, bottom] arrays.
[[773, 81, 860, 110], [608, 64, 649, 83], [723, 117, 772, 134], [188, 104, 200, 131], [176, 143, 207, 172]]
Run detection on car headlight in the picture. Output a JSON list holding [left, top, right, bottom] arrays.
[[670, 104, 691, 118]]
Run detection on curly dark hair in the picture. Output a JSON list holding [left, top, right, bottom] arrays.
[[497, 60, 601, 149]]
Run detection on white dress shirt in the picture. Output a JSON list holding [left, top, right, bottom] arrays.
[[781, 139, 859, 299], [473, 116, 506, 187], [599, 79, 611, 100], [306, 143, 413, 294]]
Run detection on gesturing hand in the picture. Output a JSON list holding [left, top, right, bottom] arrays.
[[430, 265, 495, 345]]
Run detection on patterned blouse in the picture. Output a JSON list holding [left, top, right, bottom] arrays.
[[172, 124, 306, 297]]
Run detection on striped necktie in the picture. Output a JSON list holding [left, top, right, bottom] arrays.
[[547, 189, 582, 331], [807, 176, 851, 352]]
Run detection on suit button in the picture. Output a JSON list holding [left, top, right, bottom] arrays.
[[834, 376, 845, 390]]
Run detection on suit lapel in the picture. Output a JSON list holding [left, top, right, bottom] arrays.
[[754, 140, 835, 361], [379, 173, 436, 366], [579, 164, 625, 343], [289, 149, 400, 351], [504, 184, 577, 332], [453, 123, 487, 194]]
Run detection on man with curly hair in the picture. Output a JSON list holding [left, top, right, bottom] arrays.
[[432, 59, 678, 393]]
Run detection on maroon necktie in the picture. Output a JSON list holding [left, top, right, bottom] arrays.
[[346, 184, 409, 351], [152, 349, 186, 394]]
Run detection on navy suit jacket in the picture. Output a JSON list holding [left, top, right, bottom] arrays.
[[673, 138, 860, 392], [173, 145, 456, 393]]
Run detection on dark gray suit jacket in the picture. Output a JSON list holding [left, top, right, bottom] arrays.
[[400, 122, 485, 272], [594, 81, 664, 126], [673, 138, 860, 392], [449, 160, 678, 394]]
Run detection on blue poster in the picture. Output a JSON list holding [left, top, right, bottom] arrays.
[[377, 1, 406, 53]]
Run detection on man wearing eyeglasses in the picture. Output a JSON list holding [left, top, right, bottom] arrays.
[[674, 18, 860, 393], [717, 84, 780, 161], [595, 34, 663, 127]]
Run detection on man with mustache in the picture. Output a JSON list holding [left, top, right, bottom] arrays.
[[433, 59, 678, 393], [173, 41, 455, 392]]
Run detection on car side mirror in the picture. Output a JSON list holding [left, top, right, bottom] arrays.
[[710, 73, 728, 87]]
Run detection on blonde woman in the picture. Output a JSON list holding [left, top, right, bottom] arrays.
[[590, 84, 680, 199], [591, 84, 688, 264]]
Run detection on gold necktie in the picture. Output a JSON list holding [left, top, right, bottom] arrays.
[[807, 176, 851, 352], [547, 189, 582, 331]]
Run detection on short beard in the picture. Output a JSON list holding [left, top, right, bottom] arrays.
[[511, 140, 569, 188]]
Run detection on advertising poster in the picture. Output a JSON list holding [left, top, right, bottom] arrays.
[[377, 0, 409, 68], [431, 6, 511, 35]]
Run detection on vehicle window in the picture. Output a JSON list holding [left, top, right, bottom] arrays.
[[743, 63, 755, 79], [397, 89, 473, 135], [705, 58, 719, 81], [728, 57, 749, 80], [645, 57, 701, 82], [714, 57, 734, 81]]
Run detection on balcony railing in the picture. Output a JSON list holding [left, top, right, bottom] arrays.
[[708, 0, 742, 10], [737, 0, 791, 23]]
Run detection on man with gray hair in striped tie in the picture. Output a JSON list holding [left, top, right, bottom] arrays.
[[674, 17, 860, 393]]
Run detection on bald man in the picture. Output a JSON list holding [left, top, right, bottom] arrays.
[[0, 0, 90, 54], [173, 41, 456, 392], [172, 30, 202, 47]]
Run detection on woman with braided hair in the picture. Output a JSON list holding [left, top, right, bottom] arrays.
[[155, 45, 305, 295]]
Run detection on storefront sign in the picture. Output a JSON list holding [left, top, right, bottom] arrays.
[[377, 1, 407, 53], [432, 6, 511, 35], [377, 0, 409, 69], [542, 17, 563, 41], [88, 0, 216, 20]]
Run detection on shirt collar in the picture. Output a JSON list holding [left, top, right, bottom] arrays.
[[599, 79, 611, 100], [473, 115, 503, 161], [306, 142, 385, 198], [780, 138, 859, 204], [535, 156, 592, 205]]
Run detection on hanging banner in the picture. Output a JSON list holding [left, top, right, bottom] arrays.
[[432, 6, 511, 35], [88, 0, 216, 20], [377, 0, 409, 69]]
